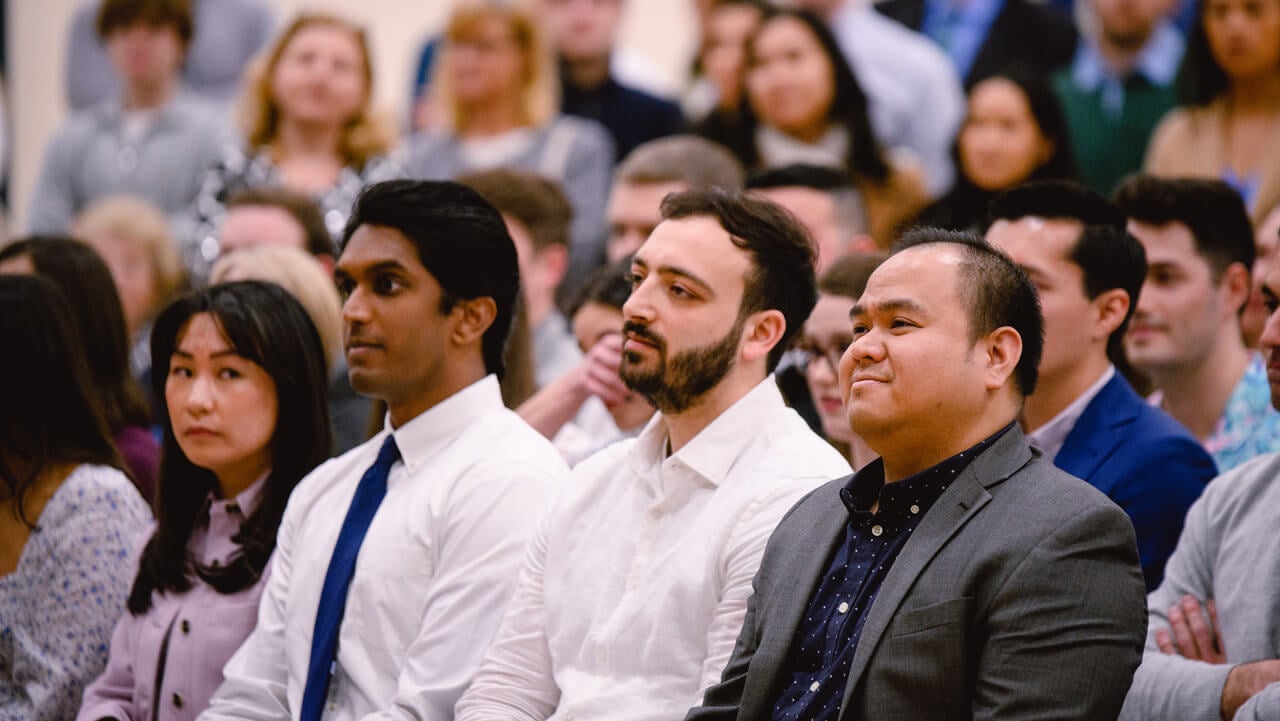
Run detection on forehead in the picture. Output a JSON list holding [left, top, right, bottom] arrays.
[[986, 217, 1081, 263], [221, 205, 306, 245], [175, 312, 233, 350], [608, 181, 686, 221], [1126, 219, 1204, 264], [337, 224, 424, 274], [755, 15, 819, 52], [634, 215, 751, 287], [756, 186, 834, 220], [858, 245, 964, 309]]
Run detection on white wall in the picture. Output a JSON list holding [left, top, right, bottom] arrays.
[[6, 0, 699, 232]]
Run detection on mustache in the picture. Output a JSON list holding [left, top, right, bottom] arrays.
[[622, 321, 665, 349]]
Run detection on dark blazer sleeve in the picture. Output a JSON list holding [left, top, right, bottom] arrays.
[[973, 500, 1147, 721]]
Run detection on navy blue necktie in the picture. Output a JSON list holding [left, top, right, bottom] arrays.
[[299, 434, 400, 721]]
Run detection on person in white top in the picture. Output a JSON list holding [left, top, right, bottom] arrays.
[[198, 180, 570, 721], [454, 188, 852, 721]]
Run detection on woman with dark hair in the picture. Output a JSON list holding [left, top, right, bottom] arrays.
[[706, 7, 928, 244], [1145, 0, 1280, 218], [0, 236, 160, 502], [911, 66, 1079, 232], [77, 281, 332, 721], [0, 275, 151, 721]]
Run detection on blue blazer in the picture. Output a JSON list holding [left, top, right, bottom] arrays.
[[1055, 373, 1217, 590]]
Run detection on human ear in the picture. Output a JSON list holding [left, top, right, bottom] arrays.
[[1222, 262, 1252, 315], [1092, 288, 1131, 341], [451, 296, 498, 346], [740, 309, 787, 365], [982, 326, 1023, 391]]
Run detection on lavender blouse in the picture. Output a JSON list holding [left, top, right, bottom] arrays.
[[76, 479, 270, 721]]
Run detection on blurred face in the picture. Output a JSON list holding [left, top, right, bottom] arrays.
[[166, 313, 277, 492], [1204, 0, 1280, 81], [839, 246, 992, 450], [105, 21, 184, 88], [0, 253, 35, 275], [987, 218, 1101, 386], [1093, 0, 1173, 50], [621, 216, 752, 413], [572, 301, 656, 429], [446, 16, 528, 106], [1126, 220, 1227, 375], [1243, 205, 1280, 346], [702, 3, 764, 110], [755, 186, 847, 274], [271, 23, 367, 129], [505, 215, 565, 314], [607, 181, 686, 263], [746, 16, 836, 140], [81, 231, 159, 337], [959, 78, 1055, 192], [544, 0, 622, 61], [219, 205, 308, 256], [1255, 253, 1280, 406], [335, 225, 455, 416], [799, 292, 856, 443]]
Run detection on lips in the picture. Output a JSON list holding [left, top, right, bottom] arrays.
[[621, 322, 663, 353], [182, 425, 218, 438]]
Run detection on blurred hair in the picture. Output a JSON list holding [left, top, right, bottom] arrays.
[[818, 251, 888, 299], [226, 186, 338, 258], [1176, 0, 1235, 105], [459, 168, 573, 251], [343, 179, 521, 378], [893, 228, 1044, 396], [431, 0, 559, 130], [131, 281, 331, 614], [238, 13, 394, 169], [0, 275, 125, 528], [747, 163, 868, 238], [660, 187, 818, 371], [211, 245, 344, 373], [74, 194, 188, 316], [0, 236, 151, 431], [961, 66, 1079, 187], [96, 0, 193, 47], [615, 134, 746, 189], [1114, 174, 1255, 281], [569, 257, 634, 317]]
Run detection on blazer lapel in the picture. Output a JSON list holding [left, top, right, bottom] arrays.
[[837, 430, 1033, 717], [1054, 375, 1138, 493]]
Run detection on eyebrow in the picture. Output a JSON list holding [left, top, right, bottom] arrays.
[[632, 257, 715, 294], [849, 298, 928, 319], [335, 259, 410, 280]]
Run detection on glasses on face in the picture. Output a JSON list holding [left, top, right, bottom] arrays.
[[793, 338, 847, 375]]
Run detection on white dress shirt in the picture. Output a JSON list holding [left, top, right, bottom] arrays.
[[199, 376, 569, 721], [1027, 365, 1115, 461], [829, 0, 966, 198], [455, 377, 852, 721]]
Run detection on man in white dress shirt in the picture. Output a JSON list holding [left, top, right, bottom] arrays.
[[199, 180, 569, 721], [454, 188, 853, 721]]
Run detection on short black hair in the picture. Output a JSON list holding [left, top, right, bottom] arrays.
[[569, 257, 633, 317], [746, 163, 867, 238], [893, 227, 1044, 396], [1113, 175, 1255, 279], [342, 179, 520, 378], [989, 180, 1146, 366], [226, 186, 337, 259], [659, 187, 818, 371], [96, 0, 193, 46]]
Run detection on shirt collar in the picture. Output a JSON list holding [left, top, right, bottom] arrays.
[[1026, 365, 1115, 461], [626, 375, 789, 489], [1072, 21, 1184, 91], [201, 472, 268, 527], [385, 375, 505, 475]]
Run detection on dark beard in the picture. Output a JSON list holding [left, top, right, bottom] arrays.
[[620, 315, 744, 414]]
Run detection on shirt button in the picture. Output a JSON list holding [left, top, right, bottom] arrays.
[[180, 620, 190, 634], [172, 693, 184, 709], [910, 504, 920, 514], [871, 525, 884, 537], [809, 681, 820, 692], [838, 602, 850, 614]]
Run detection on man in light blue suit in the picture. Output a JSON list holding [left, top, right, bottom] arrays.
[[987, 180, 1217, 590]]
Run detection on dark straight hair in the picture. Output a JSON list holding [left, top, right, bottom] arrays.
[[128, 281, 332, 614], [0, 275, 125, 526], [0, 236, 152, 430]]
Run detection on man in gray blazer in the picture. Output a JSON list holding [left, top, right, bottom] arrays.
[[688, 228, 1148, 721]]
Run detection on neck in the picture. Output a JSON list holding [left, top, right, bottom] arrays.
[[215, 459, 269, 501], [387, 365, 486, 429], [662, 370, 764, 454], [877, 401, 1017, 483], [783, 122, 830, 145], [1150, 331, 1250, 441], [1230, 72, 1280, 113], [1022, 354, 1110, 432], [563, 53, 611, 90], [274, 118, 344, 158], [527, 294, 554, 331], [121, 75, 177, 111], [459, 95, 525, 137]]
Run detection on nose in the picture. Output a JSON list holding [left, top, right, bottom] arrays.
[[342, 284, 372, 326], [621, 277, 656, 325], [1260, 305, 1280, 354], [185, 373, 215, 416]]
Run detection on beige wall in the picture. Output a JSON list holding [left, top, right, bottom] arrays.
[[7, 0, 698, 232]]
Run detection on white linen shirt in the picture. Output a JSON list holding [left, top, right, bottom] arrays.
[[198, 376, 569, 721], [454, 377, 852, 721]]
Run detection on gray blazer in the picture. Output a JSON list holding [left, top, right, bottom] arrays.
[[688, 427, 1148, 721]]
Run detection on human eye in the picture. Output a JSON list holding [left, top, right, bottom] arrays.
[[626, 270, 645, 289], [168, 364, 193, 378], [335, 276, 355, 298], [218, 366, 243, 380], [374, 274, 404, 295], [890, 317, 916, 329], [669, 283, 695, 299], [850, 321, 869, 337], [1264, 290, 1279, 315]]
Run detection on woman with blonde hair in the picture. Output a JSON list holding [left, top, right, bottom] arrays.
[[210, 244, 372, 453], [406, 0, 615, 296], [184, 12, 400, 279]]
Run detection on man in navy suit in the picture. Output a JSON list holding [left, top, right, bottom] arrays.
[[986, 180, 1217, 590]]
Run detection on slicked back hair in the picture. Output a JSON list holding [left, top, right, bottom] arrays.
[[342, 179, 520, 378], [990, 180, 1146, 366], [659, 187, 818, 371], [893, 228, 1044, 396], [1113, 175, 1255, 281]]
